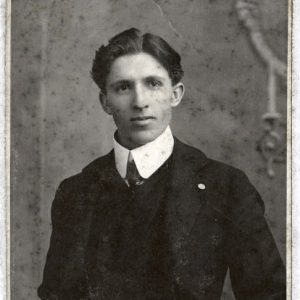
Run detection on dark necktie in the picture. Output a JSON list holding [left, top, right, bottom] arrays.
[[125, 152, 144, 187]]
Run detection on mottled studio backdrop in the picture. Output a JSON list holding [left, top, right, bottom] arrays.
[[11, 0, 287, 299]]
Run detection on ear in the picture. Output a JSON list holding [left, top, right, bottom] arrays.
[[170, 82, 185, 107], [99, 92, 112, 115]]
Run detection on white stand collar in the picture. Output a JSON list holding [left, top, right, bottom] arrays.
[[113, 126, 174, 179]]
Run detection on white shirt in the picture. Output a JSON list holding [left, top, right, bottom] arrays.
[[113, 126, 174, 179]]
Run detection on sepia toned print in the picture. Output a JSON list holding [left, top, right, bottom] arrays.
[[11, 1, 288, 299]]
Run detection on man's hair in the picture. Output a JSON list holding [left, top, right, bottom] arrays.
[[91, 28, 184, 93]]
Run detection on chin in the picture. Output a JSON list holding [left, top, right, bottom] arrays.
[[130, 131, 158, 147]]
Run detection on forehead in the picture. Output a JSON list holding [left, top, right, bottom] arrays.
[[107, 52, 170, 82]]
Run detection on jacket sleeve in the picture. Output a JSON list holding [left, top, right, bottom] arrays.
[[37, 180, 88, 300], [226, 170, 286, 300]]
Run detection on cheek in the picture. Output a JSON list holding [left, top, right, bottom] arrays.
[[113, 108, 122, 114], [151, 90, 171, 103], [110, 101, 129, 116], [155, 102, 172, 123], [108, 95, 130, 111], [112, 109, 128, 124], [153, 95, 172, 113]]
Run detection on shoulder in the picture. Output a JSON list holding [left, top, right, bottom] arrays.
[[57, 150, 114, 190], [174, 137, 246, 180], [51, 150, 114, 212], [174, 138, 262, 205]]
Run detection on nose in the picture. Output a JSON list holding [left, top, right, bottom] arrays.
[[132, 83, 149, 109]]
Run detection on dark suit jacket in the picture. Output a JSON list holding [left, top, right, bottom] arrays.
[[38, 138, 285, 299]]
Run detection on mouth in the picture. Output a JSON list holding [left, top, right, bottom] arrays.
[[130, 116, 155, 126]]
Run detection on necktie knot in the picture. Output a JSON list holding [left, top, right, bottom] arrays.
[[126, 152, 144, 187]]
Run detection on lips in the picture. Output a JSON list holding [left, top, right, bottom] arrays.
[[130, 116, 155, 121], [130, 116, 155, 126]]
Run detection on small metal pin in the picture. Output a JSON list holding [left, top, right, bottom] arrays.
[[198, 183, 206, 190]]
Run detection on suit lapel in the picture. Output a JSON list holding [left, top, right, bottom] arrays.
[[167, 138, 210, 257], [83, 149, 130, 231], [84, 151, 132, 288]]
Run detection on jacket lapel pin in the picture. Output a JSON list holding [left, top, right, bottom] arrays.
[[198, 183, 206, 190]]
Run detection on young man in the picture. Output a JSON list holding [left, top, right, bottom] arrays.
[[38, 28, 285, 299]]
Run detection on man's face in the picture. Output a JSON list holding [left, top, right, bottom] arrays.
[[101, 52, 184, 149]]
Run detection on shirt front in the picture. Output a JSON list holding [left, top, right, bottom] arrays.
[[113, 126, 174, 179]]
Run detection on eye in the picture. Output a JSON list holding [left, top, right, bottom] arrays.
[[147, 78, 163, 89], [115, 82, 131, 93]]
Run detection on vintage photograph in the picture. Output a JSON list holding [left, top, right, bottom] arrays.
[[11, 0, 288, 299]]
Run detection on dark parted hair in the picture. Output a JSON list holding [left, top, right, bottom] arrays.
[[91, 28, 184, 94]]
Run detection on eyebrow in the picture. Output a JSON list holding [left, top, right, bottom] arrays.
[[109, 75, 166, 87], [144, 75, 166, 82], [108, 80, 131, 89]]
